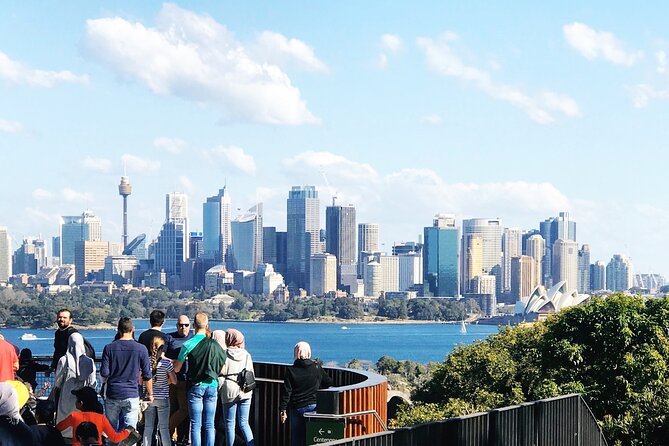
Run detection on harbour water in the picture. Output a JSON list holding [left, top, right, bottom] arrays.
[[3, 321, 499, 365]]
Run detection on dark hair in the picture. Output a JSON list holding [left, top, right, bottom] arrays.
[[117, 317, 133, 334], [57, 308, 72, 318], [35, 399, 55, 424], [149, 310, 166, 327], [75, 421, 99, 442], [19, 348, 32, 361]]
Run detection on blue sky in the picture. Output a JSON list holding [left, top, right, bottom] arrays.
[[1, 1, 668, 275]]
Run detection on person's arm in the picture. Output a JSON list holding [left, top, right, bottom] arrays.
[[174, 339, 191, 373], [165, 359, 177, 385], [55, 414, 74, 432], [279, 369, 293, 423], [140, 348, 153, 402], [319, 366, 333, 389], [98, 413, 131, 442], [100, 345, 110, 378], [50, 335, 59, 371]]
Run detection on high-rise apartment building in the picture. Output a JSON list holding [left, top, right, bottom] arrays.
[[74, 240, 109, 284], [325, 204, 356, 289], [464, 234, 483, 292], [525, 234, 545, 289], [606, 254, 633, 292], [60, 211, 102, 265], [202, 187, 232, 264], [423, 214, 459, 297], [551, 239, 579, 292], [462, 218, 502, 296], [540, 212, 576, 287], [577, 244, 591, 293], [398, 252, 422, 291], [502, 228, 522, 296], [379, 255, 400, 293], [511, 255, 535, 300], [357, 223, 379, 278], [286, 186, 320, 293], [590, 260, 606, 291], [364, 260, 381, 297], [0, 227, 10, 282], [230, 204, 263, 271], [310, 253, 337, 297]]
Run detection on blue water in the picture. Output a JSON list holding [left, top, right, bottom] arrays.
[[3, 321, 499, 365]]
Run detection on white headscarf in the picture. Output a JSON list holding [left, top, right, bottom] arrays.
[[66, 332, 94, 378], [0, 383, 20, 420]]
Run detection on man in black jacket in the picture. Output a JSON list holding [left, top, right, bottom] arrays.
[[49, 309, 77, 372]]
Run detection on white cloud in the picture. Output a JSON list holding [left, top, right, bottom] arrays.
[[154, 137, 187, 154], [627, 84, 669, 108], [381, 34, 403, 53], [83, 4, 319, 125], [205, 146, 256, 175], [563, 22, 641, 66], [283, 151, 379, 182], [31, 188, 54, 200], [251, 31, 327, 73], [656, 51, 667, 73], [61, 188, 93, 203], [121, 154, 161, 174], [0, 51, 89, 87], [417, 33, 580, 123], [420, 114, 443, 125], [81, 156, 112, 173], [0, 119, 23, 133], [178, 175, 195, 192], [25, 207, 61, 225]]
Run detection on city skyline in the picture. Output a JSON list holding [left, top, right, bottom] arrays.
[[2, 2, 668, 274]]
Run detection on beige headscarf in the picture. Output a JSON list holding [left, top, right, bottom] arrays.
[[212, 330, 227, 350], [225, 329, 245, 349], [294, 341, 312, 360]]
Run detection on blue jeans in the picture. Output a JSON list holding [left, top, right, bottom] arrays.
[[290, 404, 316, 446], [143, 398, 172, 446], [223, 398, 255, 446], [105, 397, 140, 445], [188, 385, 218, 446]]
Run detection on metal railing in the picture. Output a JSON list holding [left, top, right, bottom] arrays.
[[319, 394, 608, 446]]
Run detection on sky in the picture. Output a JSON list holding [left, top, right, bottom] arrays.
[[1, 1, 668, 275]]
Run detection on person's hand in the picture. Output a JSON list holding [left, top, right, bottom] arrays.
[[125, 426, 135, 433], [280, 410, 287, 424], [44, 369, 51, 378], [146, 393, 154, 403]]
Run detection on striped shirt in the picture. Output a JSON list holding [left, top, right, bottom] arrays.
[[149, 357, 174, 399]]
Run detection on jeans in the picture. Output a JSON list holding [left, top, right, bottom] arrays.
[[105, 397, 140, 445], [223, 398, 255, 446], [143, 398, 172, 446], [188, 385, 218, 446], [290, 404, 316, 446]]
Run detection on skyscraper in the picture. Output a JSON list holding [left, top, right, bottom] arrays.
[[229, 204, 263, 271], [540, 212, 576, 287], [525, 234, 545, 289], [60, 211, 102, 265], [12, 238, 47, 275], [74, 240, 109, 284], [286, 186, 320, 293], [511, 255, 535, 300], [0, 227, 10, 282], [462, 218, 502, 296], [202, 187, 232, 264], [423, 214, 459, 297], [606, 254, 633, 291], [464, 234, 483, 292], [502, 227, 522, 297], [155, 192, 189, 283], [590, 260, 606, 291], [398, 252, 422, 291], [325, 204, 356, 289], [310, 253, 337, 297], [357, 223, 379, 278], [551, 239, 578, 292], [577, 244, 591, 293]]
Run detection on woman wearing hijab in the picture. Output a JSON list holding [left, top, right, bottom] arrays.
[[53, 332, 96, 427], [279, 342, 333, 446], [211, 330, 227, 446], [0, 382, 36, 446], [219, 329, 255, 446]]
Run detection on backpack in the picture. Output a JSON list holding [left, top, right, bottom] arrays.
[[235, 368, 256, 393]]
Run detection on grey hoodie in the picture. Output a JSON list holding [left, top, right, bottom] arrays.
[[218, 348, 253, 403]]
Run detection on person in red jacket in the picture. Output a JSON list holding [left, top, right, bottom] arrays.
[[56, 386, 136, 446]]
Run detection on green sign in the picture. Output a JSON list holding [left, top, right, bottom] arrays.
[[306, 419, 345, 444]]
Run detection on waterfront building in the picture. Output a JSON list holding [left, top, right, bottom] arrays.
[[551, 239, 579, 292], [364, 260, 381, 297], [326, 204, 357, 289], [502, 227, 522, 298], [525, 234, 545, 289], [464, 234, 483, 293], [423, 214, 459, 297], [357, 223, 379, 278], [230, 204, 263, 272], [74, 240, 109, 284], [470, 274, 497, 316], [577, 244, 591, 293], [255, 263, 285, 296], [540, 212, 576, 287], [590, 260, 606, 291], [398, 252, 422, 291], [310, 253, 337, 297], [202, 187, 232, 264], [379, 255, 400, 293], [286, 186, 320, 293], [462, 218, 502, 296], [60, 211, 102, 265], [0, 227, 10, 282], [606, 254, 633, 292], [511, 255, 535, 300]]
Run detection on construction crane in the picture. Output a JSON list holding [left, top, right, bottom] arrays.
[[319, 167, 338, 206]]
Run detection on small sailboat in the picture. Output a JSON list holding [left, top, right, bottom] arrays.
[[341, 326, 349, 330], [459, 321, 467, 335], [21, 333, 38, 341]]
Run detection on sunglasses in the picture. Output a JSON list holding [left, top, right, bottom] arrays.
[[178, 323, 190, 328]]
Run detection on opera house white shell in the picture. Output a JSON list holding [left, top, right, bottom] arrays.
[[515, 281, 590, 317]]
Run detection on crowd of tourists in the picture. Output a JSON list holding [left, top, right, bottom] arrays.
[[0, 308, 333, 446]]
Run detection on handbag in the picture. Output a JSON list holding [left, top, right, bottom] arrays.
[[236, 368, 257, 393]]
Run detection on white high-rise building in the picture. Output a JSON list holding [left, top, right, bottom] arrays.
[[310, 253, 337, 297], [0, 227, 11, 282], [230, 204, 263, 271], [606, 254, 633, 292], [203, 187, 232, 264], [462, 218, 503, 296], [502, 228, 522, 294], [398, 252, 422, 291], [552, 239, 579, 292], [357, 223, 379, 278], [167, 192, 189, 222], [379, 255, 399, 293], [59, 211, 102, 265], [525, 234, 545, 289], [364, 260, 381, 297]]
